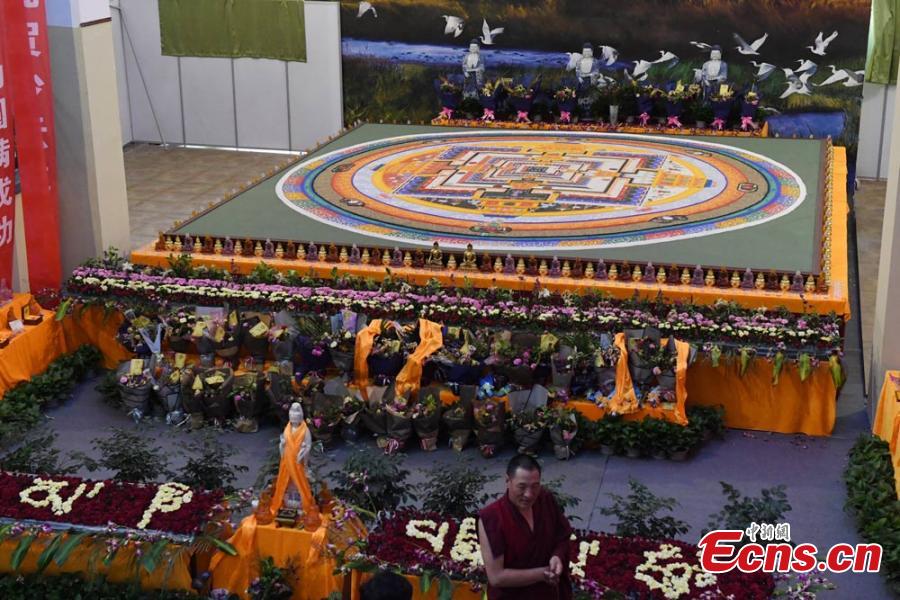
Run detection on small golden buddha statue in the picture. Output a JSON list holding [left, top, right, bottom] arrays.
[[584, 262, 595, 279], [730, 272, 740, 288], [680, 268, 691, 285], [460, 244, 478, 271], [755, 273, 765, 289], [403, 251, 413, 267], [318, 246, 327, 262], [608, 264, 619, 280], [361, 248, 370, 264], [804, 275, 816, 293], [656, 267, 667, 285], [426, 242, 443, 269], [276, 243, 285, 259], [779, 274, 790, 291], [516, 258, 526, 275], [704, 270, 715, 287], [447, 254, 457, 270], [214, 239, 223, 255], [562, 261, 571, 278], [631, 265, 642, 282], [538, 259, 549, 276]]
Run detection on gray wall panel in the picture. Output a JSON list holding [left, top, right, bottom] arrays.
[[180, 57, 236, 147], [234, 58, 289, 150], [111, 8, 131, 144]]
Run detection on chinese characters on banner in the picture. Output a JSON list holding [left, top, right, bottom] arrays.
[[0, 0, 62, 291], [0, 13, 15, 287]]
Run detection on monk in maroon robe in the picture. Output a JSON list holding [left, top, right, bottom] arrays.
[[478, 454, 573, 600]]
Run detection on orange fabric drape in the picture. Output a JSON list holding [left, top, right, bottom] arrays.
[[610, 333, 639, 415], [686, 358, 836, 436], [873, 372, 900, 497], [270, 422, 318, 520], [0, 535, 192, 590], [608, 334, 689, 425], [60, 305, 133, 369], [0, 306, 66, 397], [394, 319, 443, 398], [209, 514, 260, 595], [354, 319, 383, 394]]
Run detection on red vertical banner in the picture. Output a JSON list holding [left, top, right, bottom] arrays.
[[0, 10, 15, 288], [3, 0, 61, 291]]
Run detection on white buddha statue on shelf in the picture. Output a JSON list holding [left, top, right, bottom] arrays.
[[576, 43, 599, 87], [270, 402, 320, 528], [698, 46, 728, 98]]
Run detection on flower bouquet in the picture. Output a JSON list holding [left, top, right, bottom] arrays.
[[211, 314, 241, 367], [740, 91, 761, 131], [155, 355, 186, 425], [634, 86, 657, 127], [594, 334, 620, 398], [436, 76, 462, 120], [367, 321, 410, 384], [180, 368, 205, 429], [383, 389, 414, 454], [442, 385, 475, 451], [116, 314, 153, 356], [479, 80, 503, 122], [116, 359, 154, 418], [555, 86, 577, 123], [490, 331, 539, 388], [232, 373, 262, 433], [709, 85, 734, 131], [198, 366, 235, 426], [545, 406, 578, 460], [505, 82, 534, 123], [559, 331, 599, 397], [473, 381, 507, 458], [411, 387, 442, 451], [330, 309, 365, 375], [508, 384, 549, 455], [295, 316, 334, 375], [664, 87, 690, 128], [360, 385, 390, 439], [269, 325, 295, 363], [308, 392, 342, 445], [164, 309, 196, 353], [241, 312, 271, 362], [265, 365, 300, 424], [427, 327, 485, 386]]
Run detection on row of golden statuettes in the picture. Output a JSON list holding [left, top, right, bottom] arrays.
[[154, 233, 826, 293]]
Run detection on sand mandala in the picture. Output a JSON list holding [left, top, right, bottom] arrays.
[[276, 131, 806, 251]]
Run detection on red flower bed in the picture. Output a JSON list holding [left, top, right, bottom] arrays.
[[0, 472, 223, 535], [361, 510, 775, 599]]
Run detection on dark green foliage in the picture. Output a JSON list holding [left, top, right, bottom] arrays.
[[175, 431, 249, 494], [248, 557, 295, 600], [599, 478, 690, 540], [166, 253, 194, 278], [0, 345, 101, 446], [0, 572, 195, 599], [332, 449, 415, 521], [705, 482, 791, 541], [419, 459, 491, 519], [543, 476, 582, 521], [247, 262, 281, 285], [844, 435, 900, 595], [0, 431, 79, 475], [77, 428, 173, 483], [95, 370, 123, 408]]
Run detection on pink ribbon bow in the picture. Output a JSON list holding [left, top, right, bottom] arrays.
[[560, 111, 572, 123], [481, 108, 495, 121], [639, 112, 651, 126], [711, 117, 726, 131], [384, 438, 402, 455], [740, 116, 758, 131], [516, 110, 531, 123], [439, 106, 454, 120], [666, 115, 683, 128]]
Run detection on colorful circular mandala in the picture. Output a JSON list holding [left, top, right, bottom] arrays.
[[276, 131, 806, 250]]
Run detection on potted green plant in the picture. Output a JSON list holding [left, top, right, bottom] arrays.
[[620, 420, 644, 458]]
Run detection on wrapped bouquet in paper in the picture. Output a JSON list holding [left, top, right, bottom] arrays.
[[117, 358, 154, 420], [473, 395, 506, 458], [506, 80, 536, 123], [411, 386, 442, 451], [710, 85, 734, 131], [199, 366, 235, 426], [383, 388, 414, 453], [442, 385, 475, 451], [435, 76, 462, 120], [296, 316, 335, 376], [269, 321, 296, 364], [212, 312, 241, 366], [554, 86, 577, 123], [308, 391, 342, 445], [116, 312, 153, 356], [156, 353, 187, 425], [328, 310, 367, 375], [509, 385, 549, 455], [241, 312, 271, 362], [427, 326, 485, 386], [546, 406, 579, 460], [360, 384, 390, 438], [479, 79, 504, 121], [366, 320, 411, 384], [164, 308, 197, 354], [233, 373, 264, 432], [740, 90, 761, 131], [490, 330, 539, 388], [181, 368, 205, 429], [594, 333, 620, 398], [266, 364, 300, 423]]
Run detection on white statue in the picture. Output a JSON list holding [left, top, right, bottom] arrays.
[[576, 44, 599, 87], [698, 46, 728, 98], [280, 402, 312, 465], [462, 39, 485, 97], [272, 401, 316, 518]]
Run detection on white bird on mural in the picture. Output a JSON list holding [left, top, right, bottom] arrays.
[[652, 50, 679, 67], [357, 1, 377, 18], [780, 71, 813, 98], [631, 59, 654, 79], [600, 45, 619, 66], [689, 41, 713, 51], [443, 15, 464, 38], [565, 52, 582, 71], [808, 31, 838, 56], [815, 65, 848, 87], [733, 32, 768, 55], [480, 18, 504, 45], [750, 61, 777, 81], [795, 59, 818, 76], [842, 69, 865, 87]]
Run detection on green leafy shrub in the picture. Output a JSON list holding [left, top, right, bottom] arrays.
[[419, 459, 491, 519], [332, 449, 415, 522], [0, 572, 195, 599], [845, 434, 900, 594], [77, 428, 173, 483], [543, 476, 582, 521], [705, 482, 791, 542], [599, 478, 689, 540], [0, 431, 78, 475], [248, 557, 295, 600], [176, 431, 249, 493]]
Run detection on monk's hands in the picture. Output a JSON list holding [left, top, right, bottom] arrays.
[[544, 555, 563, 585]]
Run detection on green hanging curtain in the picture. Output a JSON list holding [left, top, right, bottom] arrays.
[[867, 0, 900, 84], [159, 0, 306, 62]]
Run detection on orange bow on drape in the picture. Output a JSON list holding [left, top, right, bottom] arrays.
[[394, 319, 443, 398]]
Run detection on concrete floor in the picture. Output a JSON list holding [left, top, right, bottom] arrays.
[[103, 143, 891, 597]]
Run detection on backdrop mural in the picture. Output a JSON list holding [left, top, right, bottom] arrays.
[[339, 0, 871, 153]]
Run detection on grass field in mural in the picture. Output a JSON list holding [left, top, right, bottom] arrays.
[[340, 0, 869, 152]]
